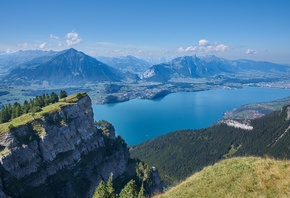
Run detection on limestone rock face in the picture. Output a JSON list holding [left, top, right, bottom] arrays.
[[150, 167, 166, 195], [0, 95, 129, 198], [286, 106, 290, 121]]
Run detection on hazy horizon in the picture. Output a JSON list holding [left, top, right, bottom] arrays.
[[1, 0, 290, 64]]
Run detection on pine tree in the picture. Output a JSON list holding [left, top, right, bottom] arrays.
[[50, 92, 59, 104], [12, 102, 22, 118], [0, 105, 9, 123], [22, 100, 30, 114], [93, 180, 108, 198], [36, 95, 45, 107], [119, 179, 138, 198], [106, 173, 115, 198], [59, 90, 67, 99], [15, 105, 22, 118], [7, 104, 12, 121], [138, 183, 145, 198], [44, 94, 50, 106]]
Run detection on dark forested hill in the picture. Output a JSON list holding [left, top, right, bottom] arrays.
[[130, 105, 290, 185]]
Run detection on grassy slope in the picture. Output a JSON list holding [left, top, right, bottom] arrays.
[[0, 92, 87, 134], [156, 157, 290, 198]]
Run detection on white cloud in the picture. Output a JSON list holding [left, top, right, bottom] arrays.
[[50, 34, 59, 40], [186, 46, 197, 52], [66, 31, 82, 46], [246, 49, 257, 54], [199, 39, 209, 46], [39, 42, 47, 49], [178, 46, 197, 52], [178, 39, 229, 54], [214, 44, 229, 52], [178, 47, 185, 52]]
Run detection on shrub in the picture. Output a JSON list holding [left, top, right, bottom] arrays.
[[8, 124, 15, 131]]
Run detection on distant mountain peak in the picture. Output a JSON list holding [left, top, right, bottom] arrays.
[[200, 55, 226, 62], [2, 48, 123, 85], [66, 47, 78, 52], [60, 48, 81, 55], [173, 55, 199, 62]]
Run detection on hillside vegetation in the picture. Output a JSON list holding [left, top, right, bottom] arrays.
[[0, 92, 86, 133], [156, 157, 290, 198], [131, 105, 290, 185]]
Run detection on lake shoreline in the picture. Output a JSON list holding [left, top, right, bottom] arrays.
[[93, 86, 290, 145]]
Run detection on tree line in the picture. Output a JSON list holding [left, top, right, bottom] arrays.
[[93, 161, 159, 198], [0, 90, 67, 124], [93, 173, 144, 198]]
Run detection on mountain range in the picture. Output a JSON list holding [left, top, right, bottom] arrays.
[[141, 55, 290, 82], [1, 48, 290, 86]]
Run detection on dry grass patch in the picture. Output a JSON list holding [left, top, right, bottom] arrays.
[[156, 157, 290, 198]]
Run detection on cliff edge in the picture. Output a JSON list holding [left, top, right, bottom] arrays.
[[0, 93, 129, 197]]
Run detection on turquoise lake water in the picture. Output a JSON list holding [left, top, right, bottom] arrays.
[[93, 87, 290, 145]]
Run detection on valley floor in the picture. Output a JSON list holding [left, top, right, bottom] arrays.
[[2, 75, 290, 107]]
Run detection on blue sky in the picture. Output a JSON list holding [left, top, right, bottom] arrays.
[[0, 0, 290, 63]]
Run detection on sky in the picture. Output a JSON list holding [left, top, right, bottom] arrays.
[[0, 0, 290, 64]]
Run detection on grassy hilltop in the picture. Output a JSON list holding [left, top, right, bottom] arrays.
[[0, 92, 87, 134], [156, 157, 290, 198]]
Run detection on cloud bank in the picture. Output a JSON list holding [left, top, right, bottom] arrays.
[[178, 39, 229, 53]]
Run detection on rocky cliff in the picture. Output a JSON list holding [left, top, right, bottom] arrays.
[[0, 94, 130, 197]]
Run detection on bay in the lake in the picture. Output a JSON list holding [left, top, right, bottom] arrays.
[[93, 87, 290, 145]]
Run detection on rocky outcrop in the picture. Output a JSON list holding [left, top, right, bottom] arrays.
[[0, 94, 129, 197], [286, 106, 290, 121], [149, 167, 166, 195], [221, 119, 253, 130]]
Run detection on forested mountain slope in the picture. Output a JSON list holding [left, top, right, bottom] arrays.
[[131, 105, 290, 185]]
